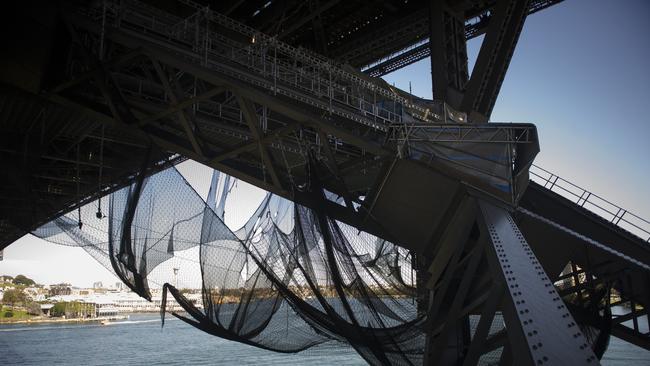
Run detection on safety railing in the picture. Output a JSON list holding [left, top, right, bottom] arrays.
[[529, 165, 650, 242], [389, 123, 536, 144]]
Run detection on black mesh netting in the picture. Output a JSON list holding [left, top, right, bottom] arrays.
[[32, 159, 424, 365]]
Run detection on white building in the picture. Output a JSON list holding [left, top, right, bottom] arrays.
[[48, 291, 203, 314]]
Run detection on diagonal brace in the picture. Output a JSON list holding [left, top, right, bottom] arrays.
[[151, 59, 204, 155], [235, 94, 283, 189]]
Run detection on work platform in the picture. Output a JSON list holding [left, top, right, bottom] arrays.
[[1, 0, 648, 365]]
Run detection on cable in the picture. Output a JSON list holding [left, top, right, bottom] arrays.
[[97, 125, 106, 219]]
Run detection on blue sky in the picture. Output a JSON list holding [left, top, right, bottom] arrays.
[[384, 0, 650, 218], [1, 0, 649, 287]]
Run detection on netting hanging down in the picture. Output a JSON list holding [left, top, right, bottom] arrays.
[[33, 158, 425, 365]]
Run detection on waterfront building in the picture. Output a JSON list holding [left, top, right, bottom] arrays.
[[48, 291, 203, 314], [40, 304, 54, 316]]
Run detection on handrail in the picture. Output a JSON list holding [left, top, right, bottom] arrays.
[[389, 124, 536, 144], [529, 165, 650, 242]]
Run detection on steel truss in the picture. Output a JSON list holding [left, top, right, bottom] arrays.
[[49, 0, 536, 210], [363, 1, 564, 79]]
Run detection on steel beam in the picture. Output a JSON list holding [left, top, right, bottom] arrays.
[[461, 0, 530, 121], [138, 86, 225, 126], [278, 0, 343, 39], [51, 49, 144, 93], [209, 122, 299, 164], [235, 94, 283, 190], [363, 1, 564, 78], [478, 201, 600, 365], [461, 284, 504, 366], [426, 245, 483, 365], [151, 60, 204, 155], [428, 0, 468, 109], [316, 129, 355, 210]]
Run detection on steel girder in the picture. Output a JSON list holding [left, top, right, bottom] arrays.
[[419, 197, 600, 365], [46, 8, 400, 243], [363, 1, 564, 79], [211, 0, 562, 71], [428, 0, 469, 110], [366, 0, 562, 121], [460, 0, 531, 121], [46, 1, 536, 218]]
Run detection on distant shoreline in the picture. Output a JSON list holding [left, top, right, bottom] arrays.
[[0, 315, 128, 325]]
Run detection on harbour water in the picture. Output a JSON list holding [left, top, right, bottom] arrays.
[[0, 313, 648, 365]]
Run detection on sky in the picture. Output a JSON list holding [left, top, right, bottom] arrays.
[[1, 0, 649, 287]]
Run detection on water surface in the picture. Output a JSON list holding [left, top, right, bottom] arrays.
[[1, 313, 647, 365]]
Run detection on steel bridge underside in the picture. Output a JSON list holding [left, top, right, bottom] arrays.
[[1, 1, 648, 365]]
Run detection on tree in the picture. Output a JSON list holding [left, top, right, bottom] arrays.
[[0, 275, 13, 283], [13, 274, 35, 287], [50, 302, 67, 317], [2, 289, 27, 307], [27, 301, 42, 316], [50, 301, 88, 318]]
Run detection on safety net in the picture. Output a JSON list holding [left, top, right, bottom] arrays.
[[32, 157, 424, 365]]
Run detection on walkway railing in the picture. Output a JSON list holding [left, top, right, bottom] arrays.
[[529, 165, 650, 242]]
